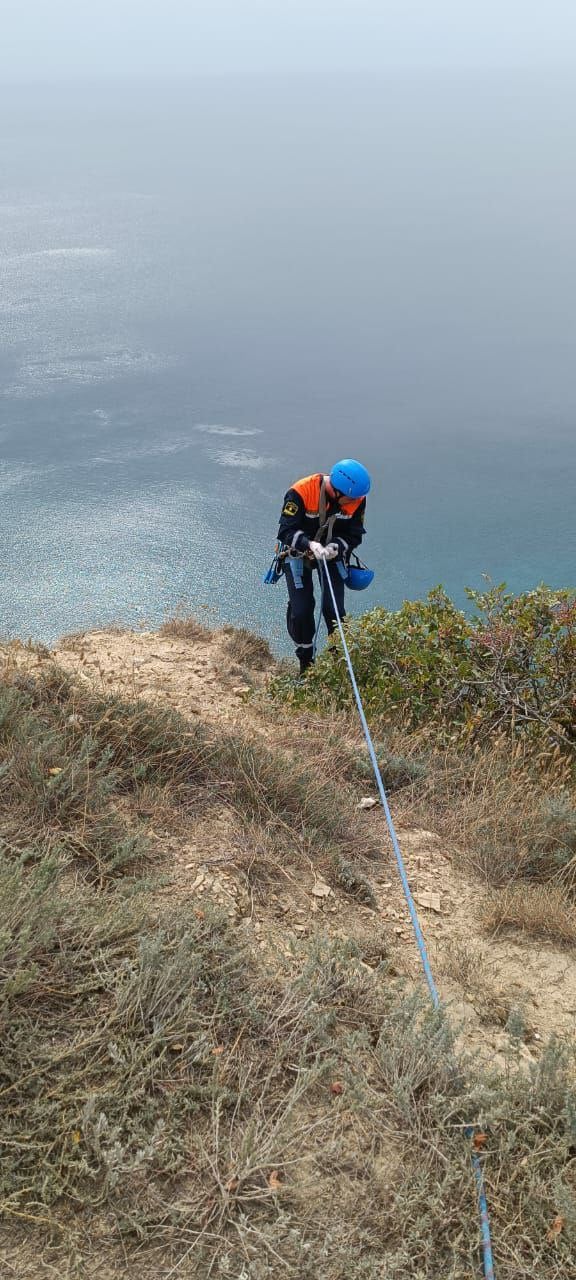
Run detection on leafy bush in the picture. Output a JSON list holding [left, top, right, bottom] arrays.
[[278, 584, 576, 760]]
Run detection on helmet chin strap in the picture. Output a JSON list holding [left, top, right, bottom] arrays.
[[324, 477, 343, 502]]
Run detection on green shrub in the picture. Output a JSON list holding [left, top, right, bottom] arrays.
[[276, 584, 576, 761]]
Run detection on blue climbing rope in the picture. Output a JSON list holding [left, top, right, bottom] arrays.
[[312, 582, 324, 659], [320, 559, 496, 1280]]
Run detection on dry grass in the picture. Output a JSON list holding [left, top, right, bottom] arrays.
[[159, 612, 211, 641], [259, 706, 428, 797], [438, 938, 525, 1029], [2, 656, 576, 1276], [265, 687, 576, 955], [220, 624, 275, 670], [3, 860, 576, 1280], [0, 661, 379, 897], [481, 883, 576, 945], [0, 663, 214, 880], [372, 730, 576, 899], [58, 625, 129, 651]]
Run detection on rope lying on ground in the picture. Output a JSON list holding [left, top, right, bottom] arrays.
[[321, 560, 496, 1280]]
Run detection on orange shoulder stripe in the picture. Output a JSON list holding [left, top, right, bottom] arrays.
[[291, 474, 364, 518], [291, 474, 322, 514]]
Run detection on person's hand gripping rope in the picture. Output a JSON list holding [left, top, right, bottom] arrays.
[[308, 540, 339, 561], [307, 540, 329, 559]]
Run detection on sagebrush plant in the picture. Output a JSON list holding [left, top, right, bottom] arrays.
[[331, 851, 378, 907], [273, 583, 576, 761], [2, 860, 575, 1279]]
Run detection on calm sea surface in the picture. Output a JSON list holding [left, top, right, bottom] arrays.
[[1, 74, 574, 650]]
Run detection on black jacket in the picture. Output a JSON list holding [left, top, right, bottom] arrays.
[[277, 486, 366, 560]]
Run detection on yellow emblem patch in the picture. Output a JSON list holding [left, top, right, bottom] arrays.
[[282, 500, 299, 517]]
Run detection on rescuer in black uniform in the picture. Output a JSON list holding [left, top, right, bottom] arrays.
[[277, 459, 371, 673]]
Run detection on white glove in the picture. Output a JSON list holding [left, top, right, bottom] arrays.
[[324, 542, 339, 560], [308, 540, 328, 559]]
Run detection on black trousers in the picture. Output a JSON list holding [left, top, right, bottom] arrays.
[[284, 558, 346, 659]]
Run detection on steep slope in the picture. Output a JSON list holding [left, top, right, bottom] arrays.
[[53, 624, 576, 1057], [0, 623, 574, 1279]]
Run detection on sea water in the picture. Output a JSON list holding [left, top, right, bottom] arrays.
[[1, 73, 574, 651]]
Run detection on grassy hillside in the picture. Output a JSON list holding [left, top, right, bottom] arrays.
[[274, 583, 576, 944], [1, 621, 575, 1278]]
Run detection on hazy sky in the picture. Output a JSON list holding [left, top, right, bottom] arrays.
[[2, 0, 576, 81]]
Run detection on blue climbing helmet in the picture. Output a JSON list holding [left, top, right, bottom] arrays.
[[346, 554, 375, 591], [330, 458, 371, 499]]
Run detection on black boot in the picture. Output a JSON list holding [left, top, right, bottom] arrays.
[[298, 649, 315, 676]]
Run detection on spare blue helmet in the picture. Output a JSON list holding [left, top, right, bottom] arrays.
[[347, 565, 375, 591], [344, 553, 375, 591], [330, 459, 371, 499]]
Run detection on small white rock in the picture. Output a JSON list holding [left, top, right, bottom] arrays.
[[415, 891, 442, 913]]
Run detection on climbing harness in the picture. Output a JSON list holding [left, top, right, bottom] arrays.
[[262, 541, 374, 664], [263, 471, 374, 591], [263, 541, 375, 594], [320, 560, 496, 1280]]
